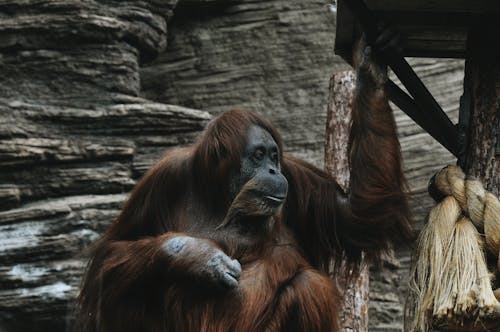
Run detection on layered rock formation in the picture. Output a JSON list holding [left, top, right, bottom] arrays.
[[141, 0, 344, 163], [0, 1, 210, 331]]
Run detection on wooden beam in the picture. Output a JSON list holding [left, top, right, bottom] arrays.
[[336, 0, 460, 156]]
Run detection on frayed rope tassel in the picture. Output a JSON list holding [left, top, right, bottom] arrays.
[[406, 165, 500, 332]]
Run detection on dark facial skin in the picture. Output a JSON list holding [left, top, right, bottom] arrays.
[[215, 126, 289, 256], [237, 125, 288, 212]]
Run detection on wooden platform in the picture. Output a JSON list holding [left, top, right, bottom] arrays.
[[335, 0, 500, 62]]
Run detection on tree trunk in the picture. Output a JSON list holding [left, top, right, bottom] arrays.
[[325, 70, 369, 332], [449, 24, 499, 332], [464, 26, 500, 330], [462, 26, 500, 195]]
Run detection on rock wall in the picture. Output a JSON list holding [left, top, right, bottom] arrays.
[[0, 1, 210, 331], [0, 0, 464, 331], [141, 0, 344, 164]]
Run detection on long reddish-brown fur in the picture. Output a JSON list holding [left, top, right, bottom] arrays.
[[76, 44, 412, 331]]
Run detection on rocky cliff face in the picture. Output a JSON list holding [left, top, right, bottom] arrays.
[[141, 0, 343, 164], [0, 1, 464, 331], [0, 1, 210, 331]]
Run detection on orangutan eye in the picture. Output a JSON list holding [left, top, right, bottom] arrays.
[[271, 151, 279, 163], [254, 148, 265, 160]]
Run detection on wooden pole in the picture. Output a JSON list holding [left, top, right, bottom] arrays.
[[429, 24, 500, 332], [462, 25, 500, 196], [325, 70, 369, 332], [463, 28, 500, 331]]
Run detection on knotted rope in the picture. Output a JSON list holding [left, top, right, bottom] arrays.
[[407, 165, 500, 331]]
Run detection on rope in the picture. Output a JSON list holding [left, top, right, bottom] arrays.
[[406, 165, 500, 332], [433, 165, 500, 255]]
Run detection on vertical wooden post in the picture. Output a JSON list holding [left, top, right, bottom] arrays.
[[431, 24, 499, 332], [463, 30, 500, 330], [325, 70, 369, 332], [462, 25, 500, 195]]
